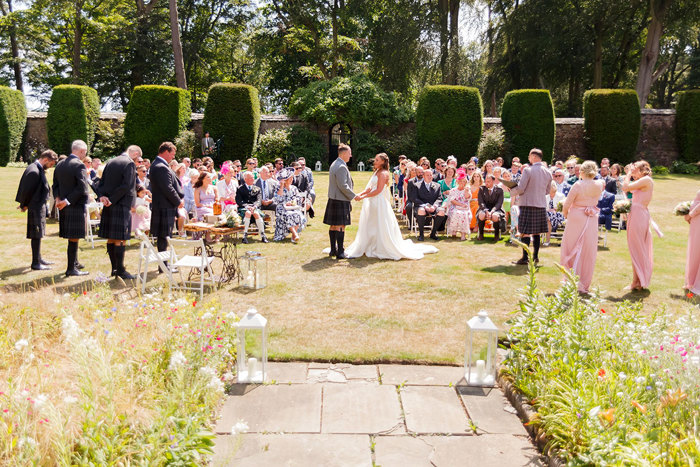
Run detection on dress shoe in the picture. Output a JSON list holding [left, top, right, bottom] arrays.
[[534, 258, 540, 265], [66, 269, 89, 277], [494, 233, 500, 242], [336, 252, 348, 259], [116, 270, 136, 280], [430, 233, 439, 240], [111, 269, 117, 276], [417, 235, 424, 242], [261, 236, 269, 243], [242, 236, 250, 244], [477, 234, 484, 241], [31, 263, 50, 271], [39, 258, 54, 266], [75, 262, 85, 270], [329, 251, 336, 258], [512, 258, 529, 265]]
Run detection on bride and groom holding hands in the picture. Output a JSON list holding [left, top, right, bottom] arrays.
[[323, 144, 437, 261]]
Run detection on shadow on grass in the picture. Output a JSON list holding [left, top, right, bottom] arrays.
[[481, 265, 529, 276], [301, 257, 342, 272], [605, 289, 651, 303]]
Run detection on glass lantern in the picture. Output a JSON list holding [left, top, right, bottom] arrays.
[[243, 251, 267, 289], [464, 310, 499, 387], [315, 160, 322, 171], [236, 308, 267, 383]]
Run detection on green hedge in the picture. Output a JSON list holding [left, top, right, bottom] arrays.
[[47, 85, 99, 155], [501, 89, 555, 162], [676, 89, 700, 163], [124, 85, 191, 158], [583, 89, 640, 164], [202, 83, 260, 164], [0, 86, 27, 166], [415, 85, 483, 164]]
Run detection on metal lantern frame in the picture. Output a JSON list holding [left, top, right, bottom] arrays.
[[236, 308, 268, 383], [464, 310, 499, 387], [243, 251, 267, 290]]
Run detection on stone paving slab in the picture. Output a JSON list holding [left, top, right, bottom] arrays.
[[379, 364, 466, 386], [337, 364, 379, 381], [374, 435, 543, 467], [266, 362, 308, 384], [307, 367, 348, 383], [458, 386, 529, 436], [400, 386, 471, 434], [212, 434, 371, 467], [322, 384, 404, 434], [215, 385, 322, 434]]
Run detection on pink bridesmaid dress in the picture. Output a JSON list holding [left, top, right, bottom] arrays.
[[627, 183, 654, 289], [685, 190, 700, 294], [560, 180, 604, 293]]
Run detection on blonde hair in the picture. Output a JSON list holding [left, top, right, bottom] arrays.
[[636, 160, 652, 177], [470, 171, 483, 187], [580, 160, 598, 179]]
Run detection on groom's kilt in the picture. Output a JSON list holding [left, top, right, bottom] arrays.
[[323, 198, 352, 226], [58, 204, 86, 239], [518, 206, 548, 235], [26, 206, 47, 239], [99, 205, 132, 240], [150, 207, 177, 238]]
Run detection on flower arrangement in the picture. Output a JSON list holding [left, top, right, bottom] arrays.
[[135, 205, 149, 216], [612, 199, 631, 215], [225, 211, 242, 228], [674, 201, 692, 216], [555, 201, 564, 213]]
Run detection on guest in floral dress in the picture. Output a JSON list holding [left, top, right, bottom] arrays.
[[446, 170, 472, 240], [274, 168, 307, 243], [544, 181, 566, 246]]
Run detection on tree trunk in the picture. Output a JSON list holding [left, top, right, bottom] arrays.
[[72, 0, 84, 84], [593, 22, 603, 88], [636, 0, 673, 107], [169, 0, 187, 89], [438, 0, 449, 83], [132, 0, 159, 88], [2, 0, 23, 91], [331, 0, 339, 78], [447, 0, 460, 84], [487, 3, 496, 116]]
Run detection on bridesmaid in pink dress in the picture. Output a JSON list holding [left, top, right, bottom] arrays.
[[622, 161, 654, 290], [684, 189, 700, 294], [560, 161, 605, 293]]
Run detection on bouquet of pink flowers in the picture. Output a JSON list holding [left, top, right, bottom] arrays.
[[613, 199, 631, 215], [674, 201, 692, 216]]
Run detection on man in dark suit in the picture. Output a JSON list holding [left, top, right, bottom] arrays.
[[149, 142, 184, 261], [598, 189, 615, 231], [255, 166, 278, 212], [16, 150, 58, 270], [236, 171, 268, 244], [96, 149, 138, 280], [53, 140, 91, 276], [414, 169, 446, 241], [405, 166, 423, 227], [477, 174, 505, 241], [291, 161, 315, 218]]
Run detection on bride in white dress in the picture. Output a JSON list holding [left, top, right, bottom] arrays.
[[343, 153, 438, 260]]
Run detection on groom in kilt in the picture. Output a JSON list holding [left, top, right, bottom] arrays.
[[53, 140, 91, 276], [324, 144, 359, 259], [149, 142, 184, 267]]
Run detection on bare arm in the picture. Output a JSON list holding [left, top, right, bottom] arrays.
[[621, 175, 652, 192], [362, 171, 389, 198], [195, 188, 202, 208]]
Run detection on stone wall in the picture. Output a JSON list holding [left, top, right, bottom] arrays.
[[22, 109, 680, 165]]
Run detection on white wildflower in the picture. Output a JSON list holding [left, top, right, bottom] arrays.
[[14, 339, 29, 351], [168, 351, 187, 370], [199, 366, 217, 378], [588, 406, 600, 417], [618, 372, 627, 380], [635, 377, 645, 385], [34, 394, 48, 409], [231, 420, 249, 435], [63, 395, 78, 404], [61, 315, 81, 341], [175, 298, 188, 307], [222, 372, 234, 382], [207, 377, 225, 393], [616, 392, 624, 398], [655, 381, 663, 388], [226, 312, 237, 321], [201, 312, 213, 320], [18, 437, 36, 449]]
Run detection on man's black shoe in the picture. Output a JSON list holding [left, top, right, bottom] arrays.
[[31, 263, 50, 271], [116, 270, 136, 280], [39, 258, 54, 265], [336, 252, 348, 259], [512, 258, 528, 265], [261, 236, 269, 243], [75, 262, 85, 270], [242, 236, 250, 244], [66, 269, 89, 277]]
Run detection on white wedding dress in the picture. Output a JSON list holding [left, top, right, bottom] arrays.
[[341, 174, 438, 260]]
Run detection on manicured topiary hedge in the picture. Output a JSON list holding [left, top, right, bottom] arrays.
[[47, 85, 99, 155], [416, 85, 483, 164], [501, 89, 555, 162], [202, 83, 260, 164], [583, 89, 641, 164], [676, 89, 700, 163], [124, 85, 191, 157], [0, 86, 27, 166]]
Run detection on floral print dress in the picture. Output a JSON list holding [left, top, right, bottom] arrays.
[[446, 187, 472, 236], [273, 186, 307, 241]]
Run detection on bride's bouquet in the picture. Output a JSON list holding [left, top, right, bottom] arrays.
[[674, 201, 692, 216], [613, 199, 631, 215]]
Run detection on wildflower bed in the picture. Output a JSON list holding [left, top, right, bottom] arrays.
[[503, 264, 700, 464], [0, 285, 238, 465]]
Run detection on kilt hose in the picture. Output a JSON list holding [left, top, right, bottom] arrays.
[[518, 206, 548, 235], [26, 206, 47, 239], [323, 198, 352, 226], [150, 207, 178, 239], [99, 205, 132, 241], [58, 204, 86, 239]]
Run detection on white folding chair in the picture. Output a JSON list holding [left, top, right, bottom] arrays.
[[167, 237, 217, 300], [136, 232, 173, 294], [85, 202, 104, 248], [598, 224, 608, 247]]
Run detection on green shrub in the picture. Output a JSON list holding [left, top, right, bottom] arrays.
[[478, 127, 511, 163], [47, 85, 99, 156], [651, 165, 669, 176], [415, 85, 483, 164], [675, 89, 700, 163], [381, 129, 417, 161], [255, 129, 291, 165], [0, 86, 27, 166], [91, 120, 124, 161], [671, 160, 700, 174], [202, 83, 260, 164], [352, 129, 383, 168], [289, 125, 324, 168], [123, 85, 191, 158], [501, 89, 555, 162], [174, 129, 198, 160], [583, 89, 640, 164]]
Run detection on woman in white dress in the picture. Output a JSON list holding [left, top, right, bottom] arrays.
[[343, 153, 438, 260]]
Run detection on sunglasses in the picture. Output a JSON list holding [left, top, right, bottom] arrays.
[[467, 167, 475, 171], [421, 164, 429, 167]]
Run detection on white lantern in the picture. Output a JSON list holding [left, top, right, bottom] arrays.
[[236, 308, 268, 383], [315, 160, 322, 171], [464, 310, 499, 387], [357, 161, 365, 172], [243, 251, 267, 289]]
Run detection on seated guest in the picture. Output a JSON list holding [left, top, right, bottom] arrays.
[[553, 169, 570, 195], [291, 161, 314, 218], [194, 172, 219, 220], [412, 169, 445, 241], [395, 159, 408, 199], [131, 185, 152, 234], [298, 157, 316, 204], [433, 158, 445, 181], [568, 163, 581, 185], [446, 156, 458, 168], [438, 166, 457, 196], [600, 157, 610, 168], [403, 163, 419, 223], [274, 168, 307, 243], [606, 164, 622, 195], [446, 169, 472, 241], [90, 157, 101, 181], [554, 160, 564, 170], [482, 159, 494, 177], [469, 170, 483, 232], [544, 181, 566, 246], [495, 156, 504, 167], [273, 158, 285, 177], [477, 174, 505, 241], [183, 168, 198, 217], [217, 162, 239, 211], [564, 158, 577, 181], [236, 171, 268, 244], [142, 158, 151, 173], [509, 160, 522, 183], [136, 165, 150, 192], [598, 189, 615, 231], [256, 166, 279, 212]]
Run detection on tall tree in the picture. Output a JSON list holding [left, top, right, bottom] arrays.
[[169, 0, 187, 89], [0, 0, 23, 91], [636, 0, 674, 106]]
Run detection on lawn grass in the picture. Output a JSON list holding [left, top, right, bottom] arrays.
[[1, 167, 698, 364]]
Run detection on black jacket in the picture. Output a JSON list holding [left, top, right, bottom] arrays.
[[235, 183, 262, 209], [52, 154, 89, 206], [414, 180, 442, 207], [16, 161, 50, 211], [149, 156, 184, 211], [478, 185, 504, 214], [96, 154, 136, 208], [293, 173, 310, 193]]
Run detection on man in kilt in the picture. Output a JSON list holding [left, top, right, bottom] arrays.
[[53, 140, 91, 276], [15, 150, 58, 270], [324, 144, 359, 259], [510, 148, 553, 265], [149, 142, 184, 267], [96, 148, 139, 280]]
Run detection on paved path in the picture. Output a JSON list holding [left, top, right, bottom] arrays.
[[212, 363, 542, 466]]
